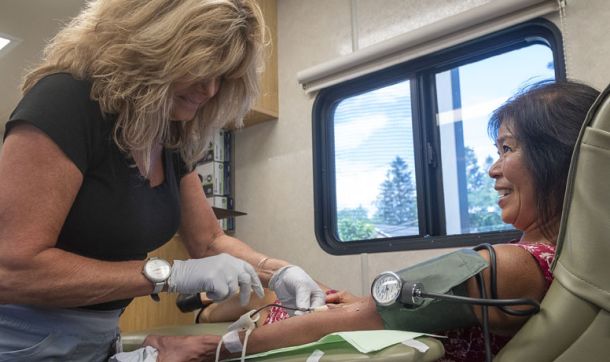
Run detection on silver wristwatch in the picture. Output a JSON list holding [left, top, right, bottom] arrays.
[[142, 257, 171, 302]]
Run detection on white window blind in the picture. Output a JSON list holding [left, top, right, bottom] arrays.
[[297, 0, 561, 93]]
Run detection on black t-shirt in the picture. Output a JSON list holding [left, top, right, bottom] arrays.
[[5, 73, 189, 310]]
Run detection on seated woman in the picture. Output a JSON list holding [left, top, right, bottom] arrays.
[[143, 80, 599, 362]]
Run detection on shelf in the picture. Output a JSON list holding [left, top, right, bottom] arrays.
[[212, 207, 247, 219], [240, 105, 278, 128]]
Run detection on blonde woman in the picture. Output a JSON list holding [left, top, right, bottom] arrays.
[[0, 1, 323, 361]]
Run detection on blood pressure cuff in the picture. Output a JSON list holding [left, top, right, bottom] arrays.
[[376, 248, 488, 333]]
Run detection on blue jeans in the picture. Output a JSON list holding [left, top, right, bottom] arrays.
[[0, 304, 121, 362]]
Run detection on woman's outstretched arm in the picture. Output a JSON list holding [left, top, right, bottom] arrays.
[[224, 296, 383, 358], [143, 295, 382, 361], [228, 244, 548, 356]]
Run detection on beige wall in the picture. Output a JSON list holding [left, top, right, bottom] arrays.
[[232, 0, 610, 296], [0, 0, 84, 137]]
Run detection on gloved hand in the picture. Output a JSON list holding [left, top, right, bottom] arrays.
[[268, 265, 325, 316], [167, 253, 264, 306]]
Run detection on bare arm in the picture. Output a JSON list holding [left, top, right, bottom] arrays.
[[144, 306, 379, 362], [222, 297, 383, 358], [178, 172, 292, 285], [0, 124, 154, 307], [467, 244, 547, 335], [221, 244, 547, 355]]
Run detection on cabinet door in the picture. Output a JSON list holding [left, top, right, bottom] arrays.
[[243, 0, 279, 127]]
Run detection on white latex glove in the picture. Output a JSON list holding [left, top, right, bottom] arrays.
[[167, 253, 264, 306], [268, 265, 325, 316]]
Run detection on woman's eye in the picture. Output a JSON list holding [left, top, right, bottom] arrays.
[[502, 145, 512, 153]]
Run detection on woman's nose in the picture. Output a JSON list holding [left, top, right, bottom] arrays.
[[488, 158, 502, 178], [197, 78, 220, 97]]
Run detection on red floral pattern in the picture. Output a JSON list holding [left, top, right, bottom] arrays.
[[263, 290, 338, 325], [263, 302, 289, 325]]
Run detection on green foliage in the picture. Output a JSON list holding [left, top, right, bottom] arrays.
[[464, 147, 504, 231], [337, 206, 376, 241], [338, 206, 369, 221], [336, 150, 506, 241], [374, 156, 417, 225]]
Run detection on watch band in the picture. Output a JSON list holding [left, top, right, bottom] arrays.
[[151, 280, 164, 302], [151, 280, 165, 294]]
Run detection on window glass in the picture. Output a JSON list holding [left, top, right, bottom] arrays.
[[436, 44, 555, 235], [313, 21, 563, 254], [334, 81, 417, 241]]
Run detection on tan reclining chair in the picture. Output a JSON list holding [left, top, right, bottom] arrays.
[[495, 84, 610, 361]]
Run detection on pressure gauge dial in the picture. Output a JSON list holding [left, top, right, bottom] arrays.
[[371, 271, 403, 306]]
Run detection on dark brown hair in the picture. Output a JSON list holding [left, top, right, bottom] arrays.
[[488, 80, 599, 241]]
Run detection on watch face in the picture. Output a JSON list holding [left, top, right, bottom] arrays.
[[371, 271, 402, 306], [144, 258, 171, 283]]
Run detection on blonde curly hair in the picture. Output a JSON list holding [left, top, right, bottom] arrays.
[[23, 0, 266, 172]]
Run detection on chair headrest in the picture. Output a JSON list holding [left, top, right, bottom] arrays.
[[553, 84, 610, 310]]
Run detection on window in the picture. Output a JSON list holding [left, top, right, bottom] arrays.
[[313, 20, 564, 254]]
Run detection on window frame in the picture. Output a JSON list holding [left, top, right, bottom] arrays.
[[312, 19, 565, 255]]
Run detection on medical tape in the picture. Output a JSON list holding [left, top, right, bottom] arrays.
[[401, 339, 430, 353], [216, 310, 260, 361], [222, 330, 243, 353], [228, 309, 259, 332], [306, 349, 325, 362]]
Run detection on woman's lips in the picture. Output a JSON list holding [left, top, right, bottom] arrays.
[[496, 188, 512, 207]]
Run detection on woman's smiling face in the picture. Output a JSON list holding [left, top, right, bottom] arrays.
[[488, 122, 538, 232], [170, 78, 221, 121]]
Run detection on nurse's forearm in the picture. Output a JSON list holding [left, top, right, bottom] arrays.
[[0, 247, 150, 307]]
